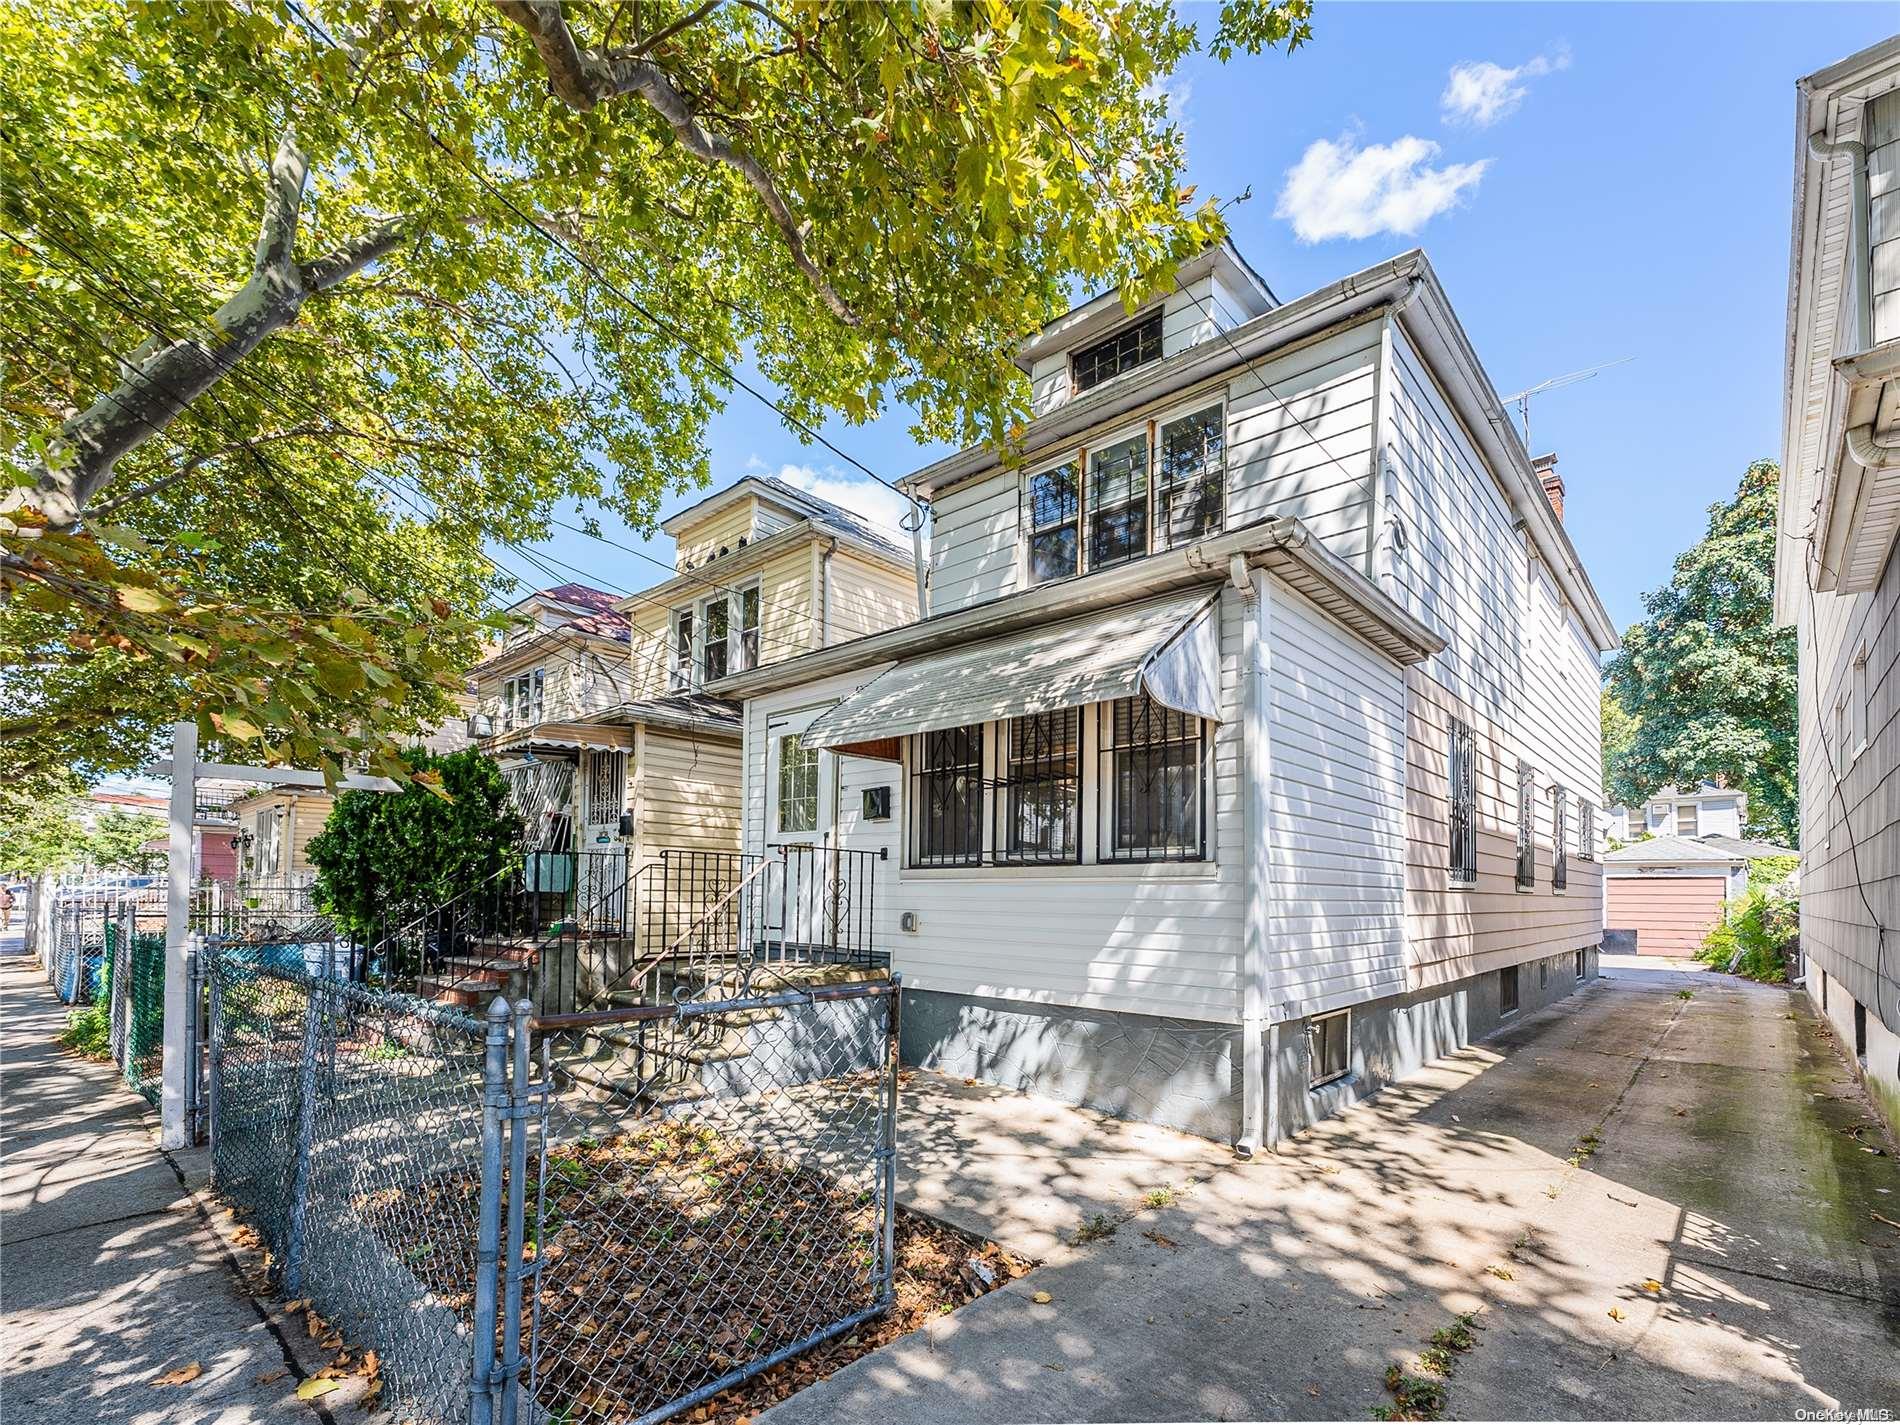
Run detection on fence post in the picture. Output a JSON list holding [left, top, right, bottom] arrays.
[[497, 997, 534, 1425], [109, 903, 130, 1067], [183, 940, 201, 1143], [881, 975, 902, 1307], [470, 996, 510, 1425], [283, 978, 325, 1296]]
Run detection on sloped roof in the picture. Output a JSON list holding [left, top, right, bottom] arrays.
[[662, 474, 909, 563], [1698, 834, 1799, 859], [530, 582, 621, 614], [1604, 835, 1744, 866]]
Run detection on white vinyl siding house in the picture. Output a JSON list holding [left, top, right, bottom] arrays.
[[713, 242, 1617, 1145]]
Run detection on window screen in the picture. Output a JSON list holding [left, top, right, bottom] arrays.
[[1088, 432, 1149, 570], [1026, 461, 1080, 584], [1155, 404, 1225, 550], [1071, 312, 1163, 392]]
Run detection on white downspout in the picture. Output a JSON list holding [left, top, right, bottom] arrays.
[[819, 537, 838, 645], [1809, 127, 1873, 353], [904, 501, 929, 617], [1233, 553, 1274, 1158]]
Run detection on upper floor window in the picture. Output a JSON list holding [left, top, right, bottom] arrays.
[[1088, 431, 1149, 570], [996, 709, 1082, 864], [1551, 785, 1568, 891], [1072, 311, 1163, 393], [1515, 761, 1535, 889], [1675, 801, 1697, 837], [1155, 404, 1226, 551], [1026, 460, 1080, 584], [1098, 694, 1207, 863], [670, 610, 693, 691], [503, 668, 545, 729], [701, 595, 730, 682], [738, 585, 761, 670], [910, 725, 984, 867], [1447, 718, 1477, 886]]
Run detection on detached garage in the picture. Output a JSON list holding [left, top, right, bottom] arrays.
[[1602, 834, 1751, 958]]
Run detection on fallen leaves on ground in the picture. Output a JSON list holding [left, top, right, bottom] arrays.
[[296, 1377, 342, 1401], [152, 1362, 203, 1386], [1641, 1279, 1663, 1294], [1032, 1290, 1053, 1305], [1484, 1265, 1514, 1281], [1141, 1228, 1179, 1250], [254, 1369, 288, 1386], [1607, 1306, 1628, 1322]]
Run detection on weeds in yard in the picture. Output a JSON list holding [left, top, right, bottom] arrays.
[[1143, 1186, 1176, 1210], [1373, 1313, 1480, 1420], [1072, 1213, 1119, 1245], [1568, 1130, 1602, 1168], [1676, 988, 1695, 1000], [60, 1002, 113, 1061]]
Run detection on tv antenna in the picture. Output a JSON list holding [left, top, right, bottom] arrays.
[[1501, 357, 1635, 452]]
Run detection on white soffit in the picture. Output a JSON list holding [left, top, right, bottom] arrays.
[[803, 588, 1223, 750]]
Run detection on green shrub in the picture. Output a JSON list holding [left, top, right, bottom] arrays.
[[1697, 872, 1798, 983]]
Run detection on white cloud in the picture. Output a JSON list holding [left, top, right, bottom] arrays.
[[751, 460, 918, 549], [1440, 47, 1569, 127], [1141, 76, 1193, 129], [1275, 133, 1489, 243]]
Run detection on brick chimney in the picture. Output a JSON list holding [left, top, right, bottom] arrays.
[[1532, 452, 1564, 521]]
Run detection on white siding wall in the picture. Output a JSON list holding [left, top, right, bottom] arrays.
[[1265, 581, 1409, 1017], [927, 317, 1382, 616]]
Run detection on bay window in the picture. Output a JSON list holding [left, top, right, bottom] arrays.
[[1087, 431, 1149, 569]]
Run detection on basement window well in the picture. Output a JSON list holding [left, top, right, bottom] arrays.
[[1308, 1010, 1351, 1088], [1499, 965, 1520, 1017]]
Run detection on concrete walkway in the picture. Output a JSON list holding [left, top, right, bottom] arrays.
[[768, 961, 1900, 1422], [0, 958, 328, 1423]]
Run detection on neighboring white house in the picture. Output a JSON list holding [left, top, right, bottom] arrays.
[[1606, 783, 1748, 844], [710, 241, 1618, 1148], [1776, 36, 1900, 1132]]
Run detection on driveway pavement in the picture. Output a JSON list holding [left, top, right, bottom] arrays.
[[767, 960, 1900, 1422], [0, 958, 346, 1424]]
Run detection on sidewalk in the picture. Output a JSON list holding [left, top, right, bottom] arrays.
[[0, 957, 326, 1423]]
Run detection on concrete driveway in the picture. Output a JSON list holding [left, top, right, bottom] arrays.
[[768, 960, 1900, 1422]]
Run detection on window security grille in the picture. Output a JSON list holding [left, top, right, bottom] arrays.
[[1516, 761, 1535, 889], [1026, 461, 1080, 584], [1155, 404, 1225, 550], [1579, 801, 1596, 862], [910, 725, 983, 866], [1088, 432, 1150, 570], [1448, 718, 1477, 885], [1098, 695, 1207, 862], [1551, 785, 1569, 891], [994, 710, 1082, 864], [1071, 311, 1163, 392], [588, 750, 625, 822], [776, 735, 818, 834]]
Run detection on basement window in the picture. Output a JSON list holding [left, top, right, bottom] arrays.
[[1575, 949, 1586, 981], [1499, 965, 1520, 1016], [1308, 1009, 1351, 1088]]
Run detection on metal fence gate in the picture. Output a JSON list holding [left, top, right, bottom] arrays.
[[204, 947, 900, 1425]]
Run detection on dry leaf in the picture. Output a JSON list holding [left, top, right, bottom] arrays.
[[152, 1362, 203, 1387], [1142, 1229, 1180, 1250], [1641, 1279, 1663, 1294], [1607, 1306, 1627, 1322], [296, 1376, 342, 1401], [1485, 1265, 1514, 1281], [254, 1369, 288, 1386], [1032, 1290, 1053, 1305]]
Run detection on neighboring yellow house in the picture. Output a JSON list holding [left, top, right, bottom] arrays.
[[467, 477, 920, 928]]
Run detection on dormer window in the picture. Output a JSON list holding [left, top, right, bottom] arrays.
[[1071, 311, 1163, 393]]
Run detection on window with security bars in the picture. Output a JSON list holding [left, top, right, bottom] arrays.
[[1515, 761, 1535, 889], [587, 750, 625, 823], [1550, 785, 1568, 891], [1448, 718, 1477, 885], [910, 724, 983, 866], [1088, 432, 1150, 570], [1098, 694, 1207, 862], [1026, 461, 1080, 584], [776, 734, 818, 834], [995, 710, 1081, 863], [1155, 404, 1225, 550], [1071, 311, 1163, 392], [1578, 801, 1596, 862], [671, 610, 694, 690]]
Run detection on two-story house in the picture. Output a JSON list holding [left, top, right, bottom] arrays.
[[1606, 783, 1749, 844], [710, 241, 1618, 1149], [1776, 36, 1900, 1132]]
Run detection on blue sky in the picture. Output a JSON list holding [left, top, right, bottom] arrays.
[[511, 2, 1897, 641]]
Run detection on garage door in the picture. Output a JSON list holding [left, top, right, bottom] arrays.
[[1605, 876, 1727, 956]]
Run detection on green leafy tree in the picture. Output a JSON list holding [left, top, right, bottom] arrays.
[[1600, 688, 1639, 826], [1605, 459, 1797, 845], [307, 747, 522, 941], [1, 0, 1312, 787], [0, 789, 91, 877], [85, 807, 167, 874]]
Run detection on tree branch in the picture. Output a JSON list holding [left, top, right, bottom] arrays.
[[492, 0, 859, 326]]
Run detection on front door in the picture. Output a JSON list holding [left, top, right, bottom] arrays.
[[577, 748, 628, 924], [764, 707, 836, 948]]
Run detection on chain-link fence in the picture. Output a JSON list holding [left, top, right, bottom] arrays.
[[204, 945, 900, 1425]]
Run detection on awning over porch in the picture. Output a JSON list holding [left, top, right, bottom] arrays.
[[486, 721, 635, 756], [803, 588, 1222, 753]]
